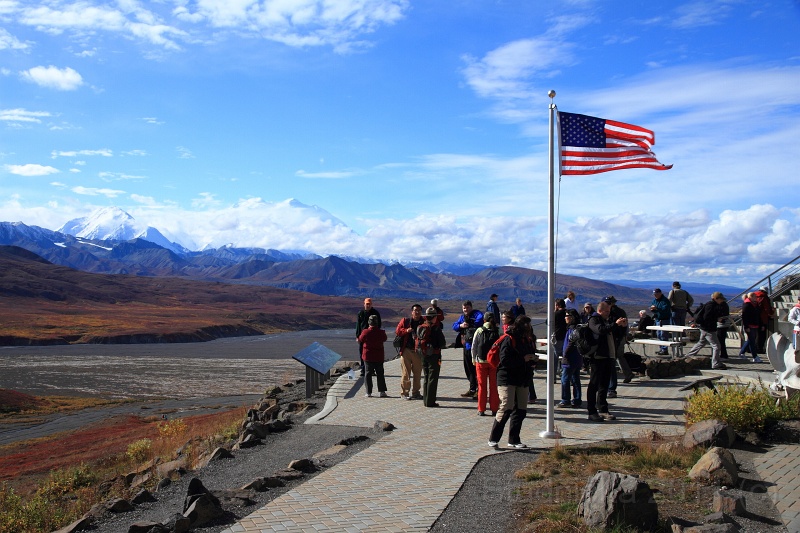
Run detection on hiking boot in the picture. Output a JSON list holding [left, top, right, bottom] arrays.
[[600, 412, 616, 420], [588, 413, 604, 422]]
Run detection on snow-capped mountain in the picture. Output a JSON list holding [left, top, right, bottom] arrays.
[[59, 207, 186, 253]]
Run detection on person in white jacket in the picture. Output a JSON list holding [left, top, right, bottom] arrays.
[[788, 296, 800, 349]]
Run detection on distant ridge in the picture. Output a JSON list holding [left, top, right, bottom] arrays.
[[0, 208, 658, 305]]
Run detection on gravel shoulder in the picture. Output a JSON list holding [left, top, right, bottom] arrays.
[[90, 382, 386, 533]]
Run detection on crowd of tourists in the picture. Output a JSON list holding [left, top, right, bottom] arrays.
[[354, 283, 776, 448]]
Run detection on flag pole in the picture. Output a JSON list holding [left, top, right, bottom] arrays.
[[540, 90, 561, 439]]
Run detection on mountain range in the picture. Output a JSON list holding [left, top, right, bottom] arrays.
[[1, 207, 741, 305]]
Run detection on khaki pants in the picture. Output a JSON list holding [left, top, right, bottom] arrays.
[[400, 347, 422, 396]]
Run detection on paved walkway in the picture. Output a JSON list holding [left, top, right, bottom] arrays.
[[223, 348, 799, 532]]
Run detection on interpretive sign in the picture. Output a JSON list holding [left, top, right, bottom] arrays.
[[292, 342, 342, 398]]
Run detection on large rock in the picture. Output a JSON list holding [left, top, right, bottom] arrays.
[[689, 447, 739, 486], [52, 515, 94, 533], [713, 490, 746, 515], [183, 494, 224, 528], [683, 419, 736, 449], [577, 471, 658, 530], [241, 476, 286, 491]]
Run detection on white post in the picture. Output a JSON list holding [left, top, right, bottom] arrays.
[[540, 90, 561, 439]]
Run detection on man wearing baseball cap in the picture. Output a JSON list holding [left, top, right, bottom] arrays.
[[356, 297, 381, 377]]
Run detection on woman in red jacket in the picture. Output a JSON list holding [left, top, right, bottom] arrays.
[[358, 314, 388, 397]]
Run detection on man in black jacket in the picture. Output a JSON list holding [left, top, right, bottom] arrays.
[[686, 292, 727, 370], [586, 301, 627, 422]]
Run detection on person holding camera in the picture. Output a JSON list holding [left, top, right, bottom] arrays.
[[452, 300, 484, 398]]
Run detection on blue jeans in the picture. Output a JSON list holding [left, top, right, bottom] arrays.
[[672, 309, 687, 327], [740, 327, 758, 359], [656, 318, 671, 346], [560, 365, 582, 406]]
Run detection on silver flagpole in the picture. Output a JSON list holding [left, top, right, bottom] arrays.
[[540, 90, 561, 439]]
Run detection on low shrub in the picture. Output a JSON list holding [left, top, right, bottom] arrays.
[[684, 380, 800, 433]]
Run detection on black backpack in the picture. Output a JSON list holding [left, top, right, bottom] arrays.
[[694, 302, 716, 330], [568, 323, 597, 357]]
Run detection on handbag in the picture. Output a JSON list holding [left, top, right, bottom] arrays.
[[392, 335, 404, 349]]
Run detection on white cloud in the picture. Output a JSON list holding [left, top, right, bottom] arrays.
[[10, 0, 407, 54], [130, 193, 157, 206], [99, 171, 146, 181], [20, 66, 84, 91], [295, 169, 357, 179], [176, 146, 194, 159], [71, 186, 125, 197], [5, 163, 60, 176], [0, 27, 28, 50], [51, 149, 113, 158], [3, 196, 798, 285], [0, 108, 52, 124]]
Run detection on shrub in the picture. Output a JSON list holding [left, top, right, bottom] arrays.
[[157, 418, 187, 439], [126, 438, 153, 464], [684, 380, 800, 433]]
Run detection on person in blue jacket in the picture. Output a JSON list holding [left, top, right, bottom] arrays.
[[453, 300, 484, 398]]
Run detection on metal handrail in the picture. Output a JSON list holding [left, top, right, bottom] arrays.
[[727, 253, 800, 304]]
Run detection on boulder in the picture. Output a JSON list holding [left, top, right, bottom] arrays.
[[183, 494, 224, 528], [273, 469, 305, 481], [288, 458, 316, 472], [263, 385, 282, 397], [127, 522, 167, 533], [689, 447, 739, 486], [266, 419, 290, 432], [106, 498, 134, 513], [683, 420, 736, 449], [155, 457, 188, 478], [374, 420, 395, 432], [162, 513, 191, 533], [241, 476, 286, 491], [131, 489, 157, 505], [235, 433, 263, 449], [183, 477, 221, 512], [52, 515, 94, 533], [577, 471, 658, 530], [713, 490, 746, 515]]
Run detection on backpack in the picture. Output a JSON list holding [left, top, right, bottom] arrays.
[[694, 302, 716, 330], [486, 333, 512, 368], [568, 323, 597, 357], [416, 322, 444, 357]]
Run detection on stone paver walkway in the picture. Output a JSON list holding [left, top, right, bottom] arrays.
[[223, 347, 799, 532]]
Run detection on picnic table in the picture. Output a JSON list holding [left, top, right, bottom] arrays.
[[632, 325, 699, 358]]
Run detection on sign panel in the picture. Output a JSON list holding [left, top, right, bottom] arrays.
[[292, 342, 342, 374]]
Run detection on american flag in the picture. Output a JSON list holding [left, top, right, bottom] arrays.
[[559, 111, 672, 175]]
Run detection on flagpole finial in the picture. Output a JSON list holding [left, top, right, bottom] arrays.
[[548, 89, 556, 99]]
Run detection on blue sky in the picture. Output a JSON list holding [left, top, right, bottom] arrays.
[[2, 0, 800, 286]]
